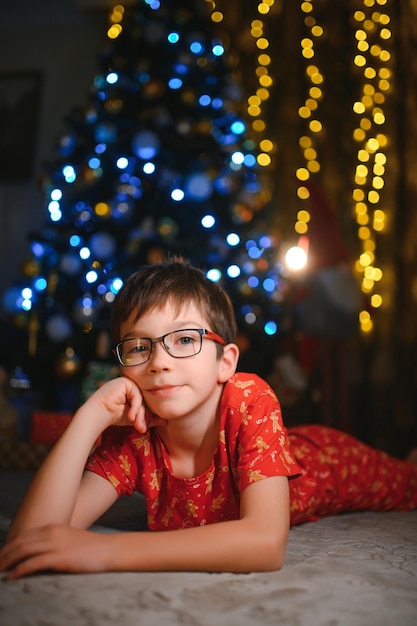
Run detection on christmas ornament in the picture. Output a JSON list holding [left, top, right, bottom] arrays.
[[55, 347, 81, 379]]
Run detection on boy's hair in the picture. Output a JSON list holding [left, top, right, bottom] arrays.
[[110, 258, 238, 350]]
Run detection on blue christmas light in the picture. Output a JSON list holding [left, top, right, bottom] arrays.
[[263, 278, 275, 293], [264, 321, 278, 335], [80, 247, 91, 260], [145, 0, 160, 9], [95, 143, 106, 154], [231, 120, 245, 134], [21, 287, 33, 311], [226, 233, 240, 246], [227, 265, 241, 278], [248, 276, 259, 288], [199, 94, 211, 106], [106, 72, 118, 84], [168, 78, 182, 90], [185, 173, 212, 200], [201, 214, 216, 228], [190, 41, 203, 54], [33, 277, 47, 291], [206, 268, 222, 282], [243, 154, 256, 167], [143, 162, 155, 174], [50, 188, 62, 201], [171, 188, 184, 201], [110, 278, 123, 294], [174, 63, 188, 74], [69, 235, 81, 247], [212, 98, 223, 109], [168, 32, 180, 44], [259, 235, 272, 248], [212, 43, 225, 57], [88, 157, 101, 169], [116, 157, 129, 169], [231, 151, 244, 165], [132, 130, 160, 159], [248, 245, 263, 259], [62, 165, 76, 183], [31, 242, 46, 257], [86, 270, 98, 284], [48, 201, 62, 222]]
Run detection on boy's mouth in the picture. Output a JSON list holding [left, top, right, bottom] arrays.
[[147, 384, 183, 396]]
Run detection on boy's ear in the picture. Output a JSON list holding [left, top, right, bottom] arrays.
[[218, 343, 240, 383]]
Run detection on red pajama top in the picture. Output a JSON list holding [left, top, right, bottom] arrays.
[[86, 372, 417, 528], [86, 372, 301, 530]]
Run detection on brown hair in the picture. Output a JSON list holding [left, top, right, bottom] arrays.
[[110, 258, 237, 352]]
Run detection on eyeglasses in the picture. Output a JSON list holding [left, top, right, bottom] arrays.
[[113, 328, 226, 367]]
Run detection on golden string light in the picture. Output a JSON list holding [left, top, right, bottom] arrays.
[[107, 4, 125, 39], [209, 1, 277, 168], [352, 0, 392, 334], [294, 1, 325, 237]]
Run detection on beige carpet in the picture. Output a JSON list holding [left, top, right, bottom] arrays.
[[0, 470, 416, 626]]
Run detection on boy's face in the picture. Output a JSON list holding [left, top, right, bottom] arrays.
[[118, 300, 238, 423]]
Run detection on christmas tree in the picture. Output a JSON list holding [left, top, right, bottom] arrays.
[[2, 0, 286, 410]]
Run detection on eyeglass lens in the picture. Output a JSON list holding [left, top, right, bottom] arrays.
[[117, 329, 204, 365]]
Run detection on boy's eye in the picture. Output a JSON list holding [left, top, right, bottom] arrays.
[[172, 331, 199, 346], [127, 341, 149, 354], [178, 335, 194, 344]]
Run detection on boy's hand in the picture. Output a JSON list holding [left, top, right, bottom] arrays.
[[0, 524, 113, 580], [85, 376, 166, 433]]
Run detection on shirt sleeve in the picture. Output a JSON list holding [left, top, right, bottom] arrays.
[[85, 426, 142, 497], [228, 376, 302, 493]]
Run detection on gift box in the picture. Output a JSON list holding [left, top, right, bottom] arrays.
[[30, 411, 73, 445]]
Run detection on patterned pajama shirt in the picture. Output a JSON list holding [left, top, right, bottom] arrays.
[[86, 372, 417, 530]]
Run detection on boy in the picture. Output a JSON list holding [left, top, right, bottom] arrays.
[[1, 259, 416, 579]]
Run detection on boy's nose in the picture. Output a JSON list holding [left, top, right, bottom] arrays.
[[147, 340, 172, 370]]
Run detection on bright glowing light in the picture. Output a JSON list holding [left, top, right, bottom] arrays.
[[264, 321, 277, 335], [212, 44, 225, 56], [285, 246, 308, 270], [106, 72, 118, 84], [50, 189, 62, 201], [168, 32, 179, 43], [86, 271, 98, 284], [227, 265, 241, 278], [88, 157, 101, 169], [190, 41, 203, 54], [201, 214, 216, 228], [80, 247, 91, 260], [171, 188, 184, 201], [63, 165, 76, 183], [143, 162, 155, 174], [206, 268, 222, 282], [199, 95, 211, 106], [117, 157, 129, 169], [110, 278, 123, 294], [34, 278, 47, 291], [70, 235, 81, 247], [168, 78, 182, 89], [263, 278, 275, 292], [231, 120, 245, 134], [231, 151, 245, 165], [226, 233, 240, 246]]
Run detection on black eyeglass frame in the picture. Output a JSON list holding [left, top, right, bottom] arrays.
[[113, 328, 226, 367]]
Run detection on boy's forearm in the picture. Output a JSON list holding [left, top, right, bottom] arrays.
[[105, 518, 287, 573], [7, 406, 105, 540]]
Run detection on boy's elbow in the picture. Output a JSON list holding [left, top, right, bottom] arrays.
[[246, 534, 287, 572]]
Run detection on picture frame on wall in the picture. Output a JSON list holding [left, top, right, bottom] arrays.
[[0, 71, 42, 182]]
